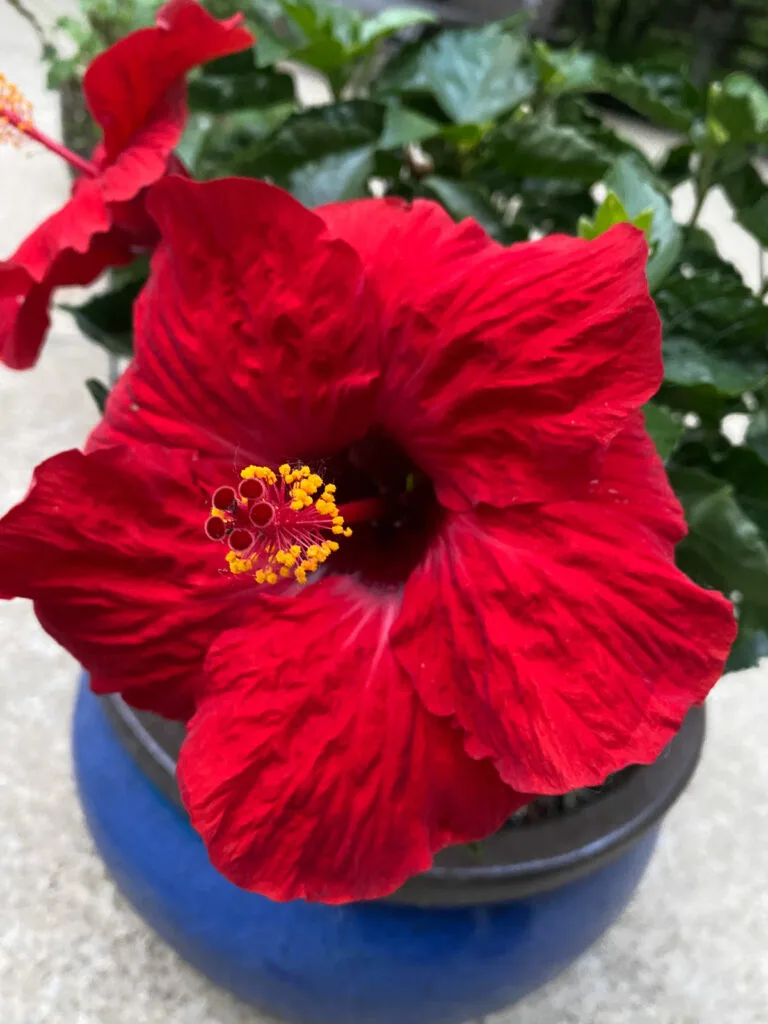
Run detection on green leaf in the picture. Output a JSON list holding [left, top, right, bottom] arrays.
[[597, 66, 693, 132], [657, 247, 768, 400], [707, 73, 768, 144], [533, 42, 599, 94], [246, 99, 384, 169], [176, 112, 214, 171], [672, 467, 768, 600], [663, 335, 767, 396], [379, 23, 536, 124], [643, 403, 685, 461], [671, 464, 768, 671], [240, 100, 386, 205], [735, 193, 768, 249], [61, 275, 144, 357], [658, 143, 693, 188], [250, 12, 296, 67], [278, 0, 363, 74], [379, 103, 441, 149], [476, 115, 613, 183], [187, 65, 294, 113], [532, 44, 693, 131], [746, 408, 768, 465], [421, 176, 523, 243], [714, 152, 764, 210], [85, 378, 110, 414], [603, 156, 682, 290], [284, 0, 360, 49], [671, 469, 763, 617], [578, 191, 653, 241], [287, 147, 376, 206], [358, 6, 436, 46], [713, 154, 768, 244]]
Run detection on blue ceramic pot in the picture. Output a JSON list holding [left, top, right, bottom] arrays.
[[73, 676, 704, 1024]]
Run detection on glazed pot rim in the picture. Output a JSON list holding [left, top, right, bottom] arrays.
[[100, 690, 705, 907]]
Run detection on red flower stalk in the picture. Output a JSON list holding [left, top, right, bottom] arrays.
[[0, 0, 253, 370], [0, 176, 736, 903]]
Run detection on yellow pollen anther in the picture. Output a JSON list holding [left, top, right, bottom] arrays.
[[207, 464, 352, 586], [0, 74, 33, 147], [241, 465, 277, 485]]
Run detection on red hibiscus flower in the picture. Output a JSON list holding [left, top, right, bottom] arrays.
[[0, 175, 735, 903], [0, 0, 253, 370]]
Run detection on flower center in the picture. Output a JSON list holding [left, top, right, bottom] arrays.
[[0, 73, 98, 177], [205, 464, 352, 586], [322, 431, 442, 586]]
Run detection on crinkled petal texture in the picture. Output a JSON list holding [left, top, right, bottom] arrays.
[[96, 176, 380, 461], [0, 0, 253, 369], [179, 577, 522, 903], [0, 446, 240, 718], [393, 418, 736, 794], [318, 200, 663, 511]]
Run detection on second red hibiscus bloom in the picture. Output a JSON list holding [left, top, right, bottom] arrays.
[[0, 0, 253, 370]]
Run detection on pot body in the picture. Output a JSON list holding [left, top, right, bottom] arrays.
[[73, 678, 668, 1024]]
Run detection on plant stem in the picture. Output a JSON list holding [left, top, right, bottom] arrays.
[[688, 149, 716, 228], [1, 106, 98, 177], [5, 0, 46, 45]]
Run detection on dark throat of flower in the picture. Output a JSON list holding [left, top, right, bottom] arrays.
[[0, 73, 98, 178]]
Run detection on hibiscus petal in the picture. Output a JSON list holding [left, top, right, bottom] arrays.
[[95, 176, 380, 462], [319, 200, 661, 511], [393, 426, 735, 793], [0, 181, 135, 369], [587, 410, 687, 554], [178, 577, 521, 903], [84, 0, 253, 167], [0, 446, 239, 717]]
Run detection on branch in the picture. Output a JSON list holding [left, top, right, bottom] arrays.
[[4, 0, 47, 45]]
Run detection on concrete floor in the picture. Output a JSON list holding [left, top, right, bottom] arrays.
[[1, 3, 767, 1023]]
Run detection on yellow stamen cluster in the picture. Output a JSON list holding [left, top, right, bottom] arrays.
[[214, 463, 353, 585], [0, 74, 32, 146]]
